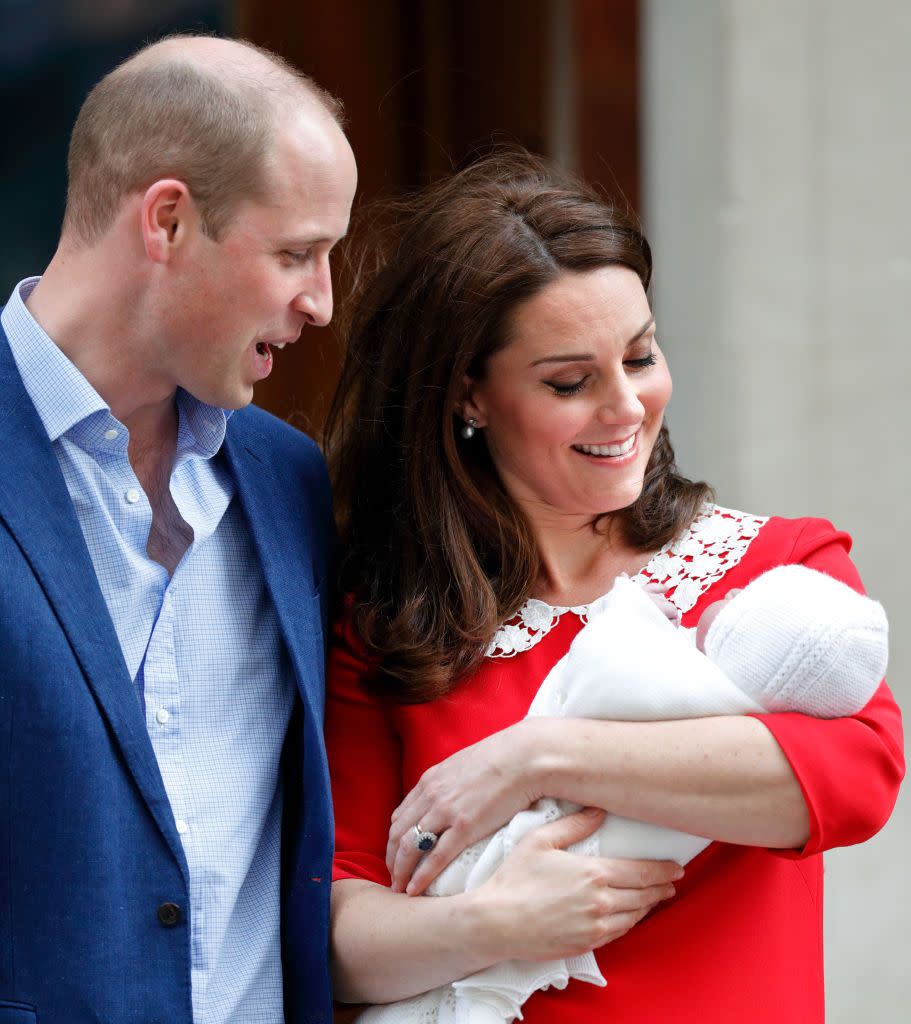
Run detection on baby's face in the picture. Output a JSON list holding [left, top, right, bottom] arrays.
[[696, 589, 743, 653]]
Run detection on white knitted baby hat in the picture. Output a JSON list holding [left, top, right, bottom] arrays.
[[703, 565, 888, 718]]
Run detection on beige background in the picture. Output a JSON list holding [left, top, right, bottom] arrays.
[[643, 1, 909, 1019]]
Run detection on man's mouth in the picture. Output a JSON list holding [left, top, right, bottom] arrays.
[[256, 340, 290, 356]]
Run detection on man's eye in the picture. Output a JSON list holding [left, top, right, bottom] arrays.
[[281, 249, 312, 264], [546, 377, 588, 397]]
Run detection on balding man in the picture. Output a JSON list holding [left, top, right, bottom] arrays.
[[0, 35, 356, 1024]]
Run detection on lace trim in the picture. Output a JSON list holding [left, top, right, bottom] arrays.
[[485, 504, 768, 658]]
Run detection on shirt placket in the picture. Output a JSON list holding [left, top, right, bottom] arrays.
[[143, 578, 208, 985]]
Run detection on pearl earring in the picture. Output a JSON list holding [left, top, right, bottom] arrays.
[[461, 417, 477, 439]]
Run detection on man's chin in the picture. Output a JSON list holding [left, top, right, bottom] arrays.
[[182, 382, 254, 412], [223, 389, 255, 411]]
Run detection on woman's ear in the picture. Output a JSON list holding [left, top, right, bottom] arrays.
[[458, 374, 488, 428]]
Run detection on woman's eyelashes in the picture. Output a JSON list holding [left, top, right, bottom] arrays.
[[546, 376, 589, 397], [626, 353, 657, 370], [544, 352, 658, 396]]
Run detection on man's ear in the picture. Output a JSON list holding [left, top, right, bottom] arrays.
[[458, 373, 488, 428], [140, 179, 195, 263]]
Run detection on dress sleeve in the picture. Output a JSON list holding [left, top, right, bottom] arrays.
[[326, 611, 402, 886], [750, 519, 905, 858]]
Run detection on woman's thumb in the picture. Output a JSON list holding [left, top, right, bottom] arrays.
[[530, 806, 606, 850]]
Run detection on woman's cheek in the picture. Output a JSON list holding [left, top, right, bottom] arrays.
[[643, 366, 673, 419], [654, 357, 673, 407]]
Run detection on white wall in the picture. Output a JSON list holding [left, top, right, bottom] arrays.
[[643, 2, 909, 1020]]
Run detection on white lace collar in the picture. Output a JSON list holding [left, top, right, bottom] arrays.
[[486, 504, 768, 658]]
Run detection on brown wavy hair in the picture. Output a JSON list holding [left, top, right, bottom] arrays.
[[325, 149, 712, 702]]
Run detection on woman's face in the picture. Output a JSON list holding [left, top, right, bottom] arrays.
[[463, 266, 673, 528]]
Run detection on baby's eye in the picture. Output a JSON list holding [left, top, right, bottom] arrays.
[[546, 376, 589, 397]]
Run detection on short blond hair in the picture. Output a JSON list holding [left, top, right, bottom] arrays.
[[63, 36, 344, 244]]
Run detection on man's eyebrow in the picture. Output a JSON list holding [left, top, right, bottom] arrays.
[[529, 317, 656, 367], [277, 232, 348, 247]]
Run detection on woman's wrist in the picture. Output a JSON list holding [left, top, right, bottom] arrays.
[[451, 887, 514, 969], [516, 717, 563, 802], [459, 878, 530, 966], [523, 717, 613, 805]]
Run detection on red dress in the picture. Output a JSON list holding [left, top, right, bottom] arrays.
[[327, 509, 905, 1023]]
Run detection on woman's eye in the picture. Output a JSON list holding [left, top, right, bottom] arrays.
[[625, 353, 657, 370], [546, 377, 589, 397]]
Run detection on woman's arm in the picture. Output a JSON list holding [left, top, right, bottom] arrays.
[[388, 713, 805, 894], [332, 808, 681, 1004], [387, 523, 904, 895], [543, 715, 809, 845]]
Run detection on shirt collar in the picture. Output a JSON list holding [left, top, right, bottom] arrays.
[[176, 387, 230, 461], [2, 277, 230, 459], [2, 277, 108, 442]]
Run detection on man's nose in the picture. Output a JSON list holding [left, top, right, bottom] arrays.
[[293, 261, 333, 327]]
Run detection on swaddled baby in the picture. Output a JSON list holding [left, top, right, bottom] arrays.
[[357, 565, 888, 1024]]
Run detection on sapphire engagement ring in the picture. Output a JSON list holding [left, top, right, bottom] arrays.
[[413, 824, 439, 852]]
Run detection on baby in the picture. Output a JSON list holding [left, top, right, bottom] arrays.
[[665, 563, 886, 719], [358, 565, 888, 1024]]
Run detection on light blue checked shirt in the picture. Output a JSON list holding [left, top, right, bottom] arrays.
[[2, 279, 295, 1023]]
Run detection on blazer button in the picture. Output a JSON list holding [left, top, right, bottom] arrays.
[[157, 902, 183, 927]]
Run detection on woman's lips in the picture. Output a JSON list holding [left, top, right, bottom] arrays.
[[572, 432, 639, 459]]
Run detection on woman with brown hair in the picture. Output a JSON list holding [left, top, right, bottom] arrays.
[[322, 150, 903, 1022]]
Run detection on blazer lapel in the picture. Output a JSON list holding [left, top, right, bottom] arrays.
[[222, 418, 324, 712], [0, 330, 189, 877]]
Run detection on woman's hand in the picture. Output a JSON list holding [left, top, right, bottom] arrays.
[[387, 720, 545, 894], [469, 807, 682, 963], [332, 808, 682, 1005]]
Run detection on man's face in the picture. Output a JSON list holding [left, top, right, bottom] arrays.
[[163, 111, 357, 409]]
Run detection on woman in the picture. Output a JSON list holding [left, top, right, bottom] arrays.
[[323, 150, 904, 1022]]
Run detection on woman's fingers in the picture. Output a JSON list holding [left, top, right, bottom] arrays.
[[386, 722, 544, 888], [527, 806, 606, 848], [389, 820, 442, 893], [386, 808, 432, 891], [402, 806, 607, 896], [594, 856, 684, 889], [402, 828, 464, 895], [469, 812, 683, 962], [385, 789, 431, 878], [394, 807, 608, 896]]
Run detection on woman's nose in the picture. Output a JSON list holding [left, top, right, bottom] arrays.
[[596, 375, 645, 425]]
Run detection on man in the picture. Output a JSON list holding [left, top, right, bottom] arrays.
[[0, 35, 357, 1024]]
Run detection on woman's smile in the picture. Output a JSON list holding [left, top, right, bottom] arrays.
[[571, 433, 639, 460]]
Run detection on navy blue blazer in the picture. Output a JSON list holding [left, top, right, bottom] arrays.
[[0, 322, 335, 1023]]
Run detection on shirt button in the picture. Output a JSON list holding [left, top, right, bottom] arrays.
[[175, 819, 189, 835], [125, 488, 141, 504], [104, 428, 119, 440], [155, 708, 170, 725], [157, 902, 183, 927]]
